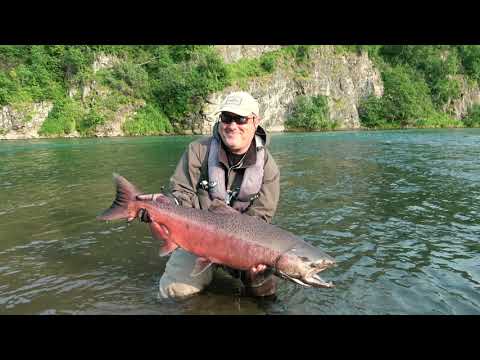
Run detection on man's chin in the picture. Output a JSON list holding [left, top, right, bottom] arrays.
[[223, 140, 241, 151]]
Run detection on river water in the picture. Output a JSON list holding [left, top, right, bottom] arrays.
[[0, 129, 479, 314]]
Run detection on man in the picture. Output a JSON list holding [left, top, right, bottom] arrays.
[[139, 91, 280, 299]]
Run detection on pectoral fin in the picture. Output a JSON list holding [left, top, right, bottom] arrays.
[[149, 222, 178, 257], [190, 257, 213, 277]]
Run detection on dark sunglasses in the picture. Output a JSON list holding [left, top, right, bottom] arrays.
[[219, 112, 252, 125]]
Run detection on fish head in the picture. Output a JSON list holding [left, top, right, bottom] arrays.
[[275, 242, 336, 288]]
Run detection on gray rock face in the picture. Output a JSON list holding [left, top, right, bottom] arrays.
[[216, 45, 282, 64], [92, 53, 120, 73], [201, 46, 383, 133], [445, 75, 480, 119], [0, 102, 53, 139]]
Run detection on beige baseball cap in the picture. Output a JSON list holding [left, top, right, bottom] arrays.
[[217, 91, 259, 117]]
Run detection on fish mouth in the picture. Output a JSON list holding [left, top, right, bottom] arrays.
[[278, 264, 335, 289], [304, 268, 335, 288]]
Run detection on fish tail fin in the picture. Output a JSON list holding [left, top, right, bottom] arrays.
[[97, 173, 142, 221]]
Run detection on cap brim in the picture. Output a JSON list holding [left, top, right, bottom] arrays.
[[216, 105, 251, 117]]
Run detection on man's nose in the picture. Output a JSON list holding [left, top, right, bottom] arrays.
[[224, 121, 238, 129]]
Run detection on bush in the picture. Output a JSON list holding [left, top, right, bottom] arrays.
[[416, 112, 463, 128], [39, 98, 83, 136], [226, 51, 278, 87], [463, 104, 480, 127], [431, 77, 461, 108], [260, 53, 277, 72], [358, 95, 389, 128], [360, 65, 436, 127], [123, 104, 173, 135], [282, 45, 312, 65], [379, 45, 462, 108], [457, 46, 480, 83], [76, 109, 105, 135], [151, 46, 229, 122], [100, 60, 150, 98], [285, 95, 335, 131]]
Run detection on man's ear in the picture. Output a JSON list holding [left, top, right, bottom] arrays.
[[253, 115, 261, 127]]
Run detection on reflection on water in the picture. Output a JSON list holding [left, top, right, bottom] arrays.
[[1, 129, 479, 314]]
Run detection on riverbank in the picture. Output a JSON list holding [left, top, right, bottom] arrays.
[[3, 124, 477, 141]]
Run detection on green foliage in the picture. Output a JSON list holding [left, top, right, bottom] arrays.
[[378, 45, 462, 109], [359, 65, 436, 127], [358, 95, 390, 128], [99, 60, 150, 98], [123, 104, 173, 135], [462, 104, 480, 127], [0, 45, 72, 105], [150, 46, 229, 122], [3, 45, 480, 136], [416, 112, 464, 128], [260, 52, 277, 72], [226, 58, 265, 86], [431, 77, 461, 108], [457, 45, 480, 82], [226, 51, 278, 88], [285, 95, 336, 131], [39, 98, 83, 136], [76, 109, 105, 136], [334, 45, 382, 60], [282, 45, 313, 65]]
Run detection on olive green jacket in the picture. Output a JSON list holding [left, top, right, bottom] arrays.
[[169, 124, 280, 223]]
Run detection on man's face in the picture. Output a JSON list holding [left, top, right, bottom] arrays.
[[218, 112, 260, 154]]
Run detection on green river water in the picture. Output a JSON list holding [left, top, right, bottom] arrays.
[[0, 129, 479, 314]]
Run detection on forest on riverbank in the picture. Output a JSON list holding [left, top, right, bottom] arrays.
[[1, 45, 479, 138]]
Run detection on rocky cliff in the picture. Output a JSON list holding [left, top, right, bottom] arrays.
[[2, 46, 479, 140], [445, 75, 480, 119], [0, 102, 53, 140], [201, 46, 383, 134]]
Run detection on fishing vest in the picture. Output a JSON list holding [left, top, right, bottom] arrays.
[[200, 134, 265, 213]]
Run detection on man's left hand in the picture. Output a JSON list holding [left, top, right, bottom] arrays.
[[250, 264, 267, 274]]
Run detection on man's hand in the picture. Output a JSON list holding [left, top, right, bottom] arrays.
[[136, 194, 162, 201], [250, 264, 267, 274], [136, 193, 177, 205]]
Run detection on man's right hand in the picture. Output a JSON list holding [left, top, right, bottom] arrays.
[[136, 194, 162, 201], [136, 193, 177, 205]]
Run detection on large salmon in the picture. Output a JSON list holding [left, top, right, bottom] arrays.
[[97, 174, 335, 288]]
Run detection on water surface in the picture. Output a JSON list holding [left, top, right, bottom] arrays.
[[0, 129, 479, 314]]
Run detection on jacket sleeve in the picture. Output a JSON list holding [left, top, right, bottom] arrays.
[[245, 150, 280, 224], [169, 142, 203, 208]]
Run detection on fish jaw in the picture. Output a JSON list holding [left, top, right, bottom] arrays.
[[303, 265, 335, 288], [277, 263, 335, 288], [276, 249, 336, 289]]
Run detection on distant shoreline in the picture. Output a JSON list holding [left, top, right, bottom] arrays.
[[2, 125, 478, 141]]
